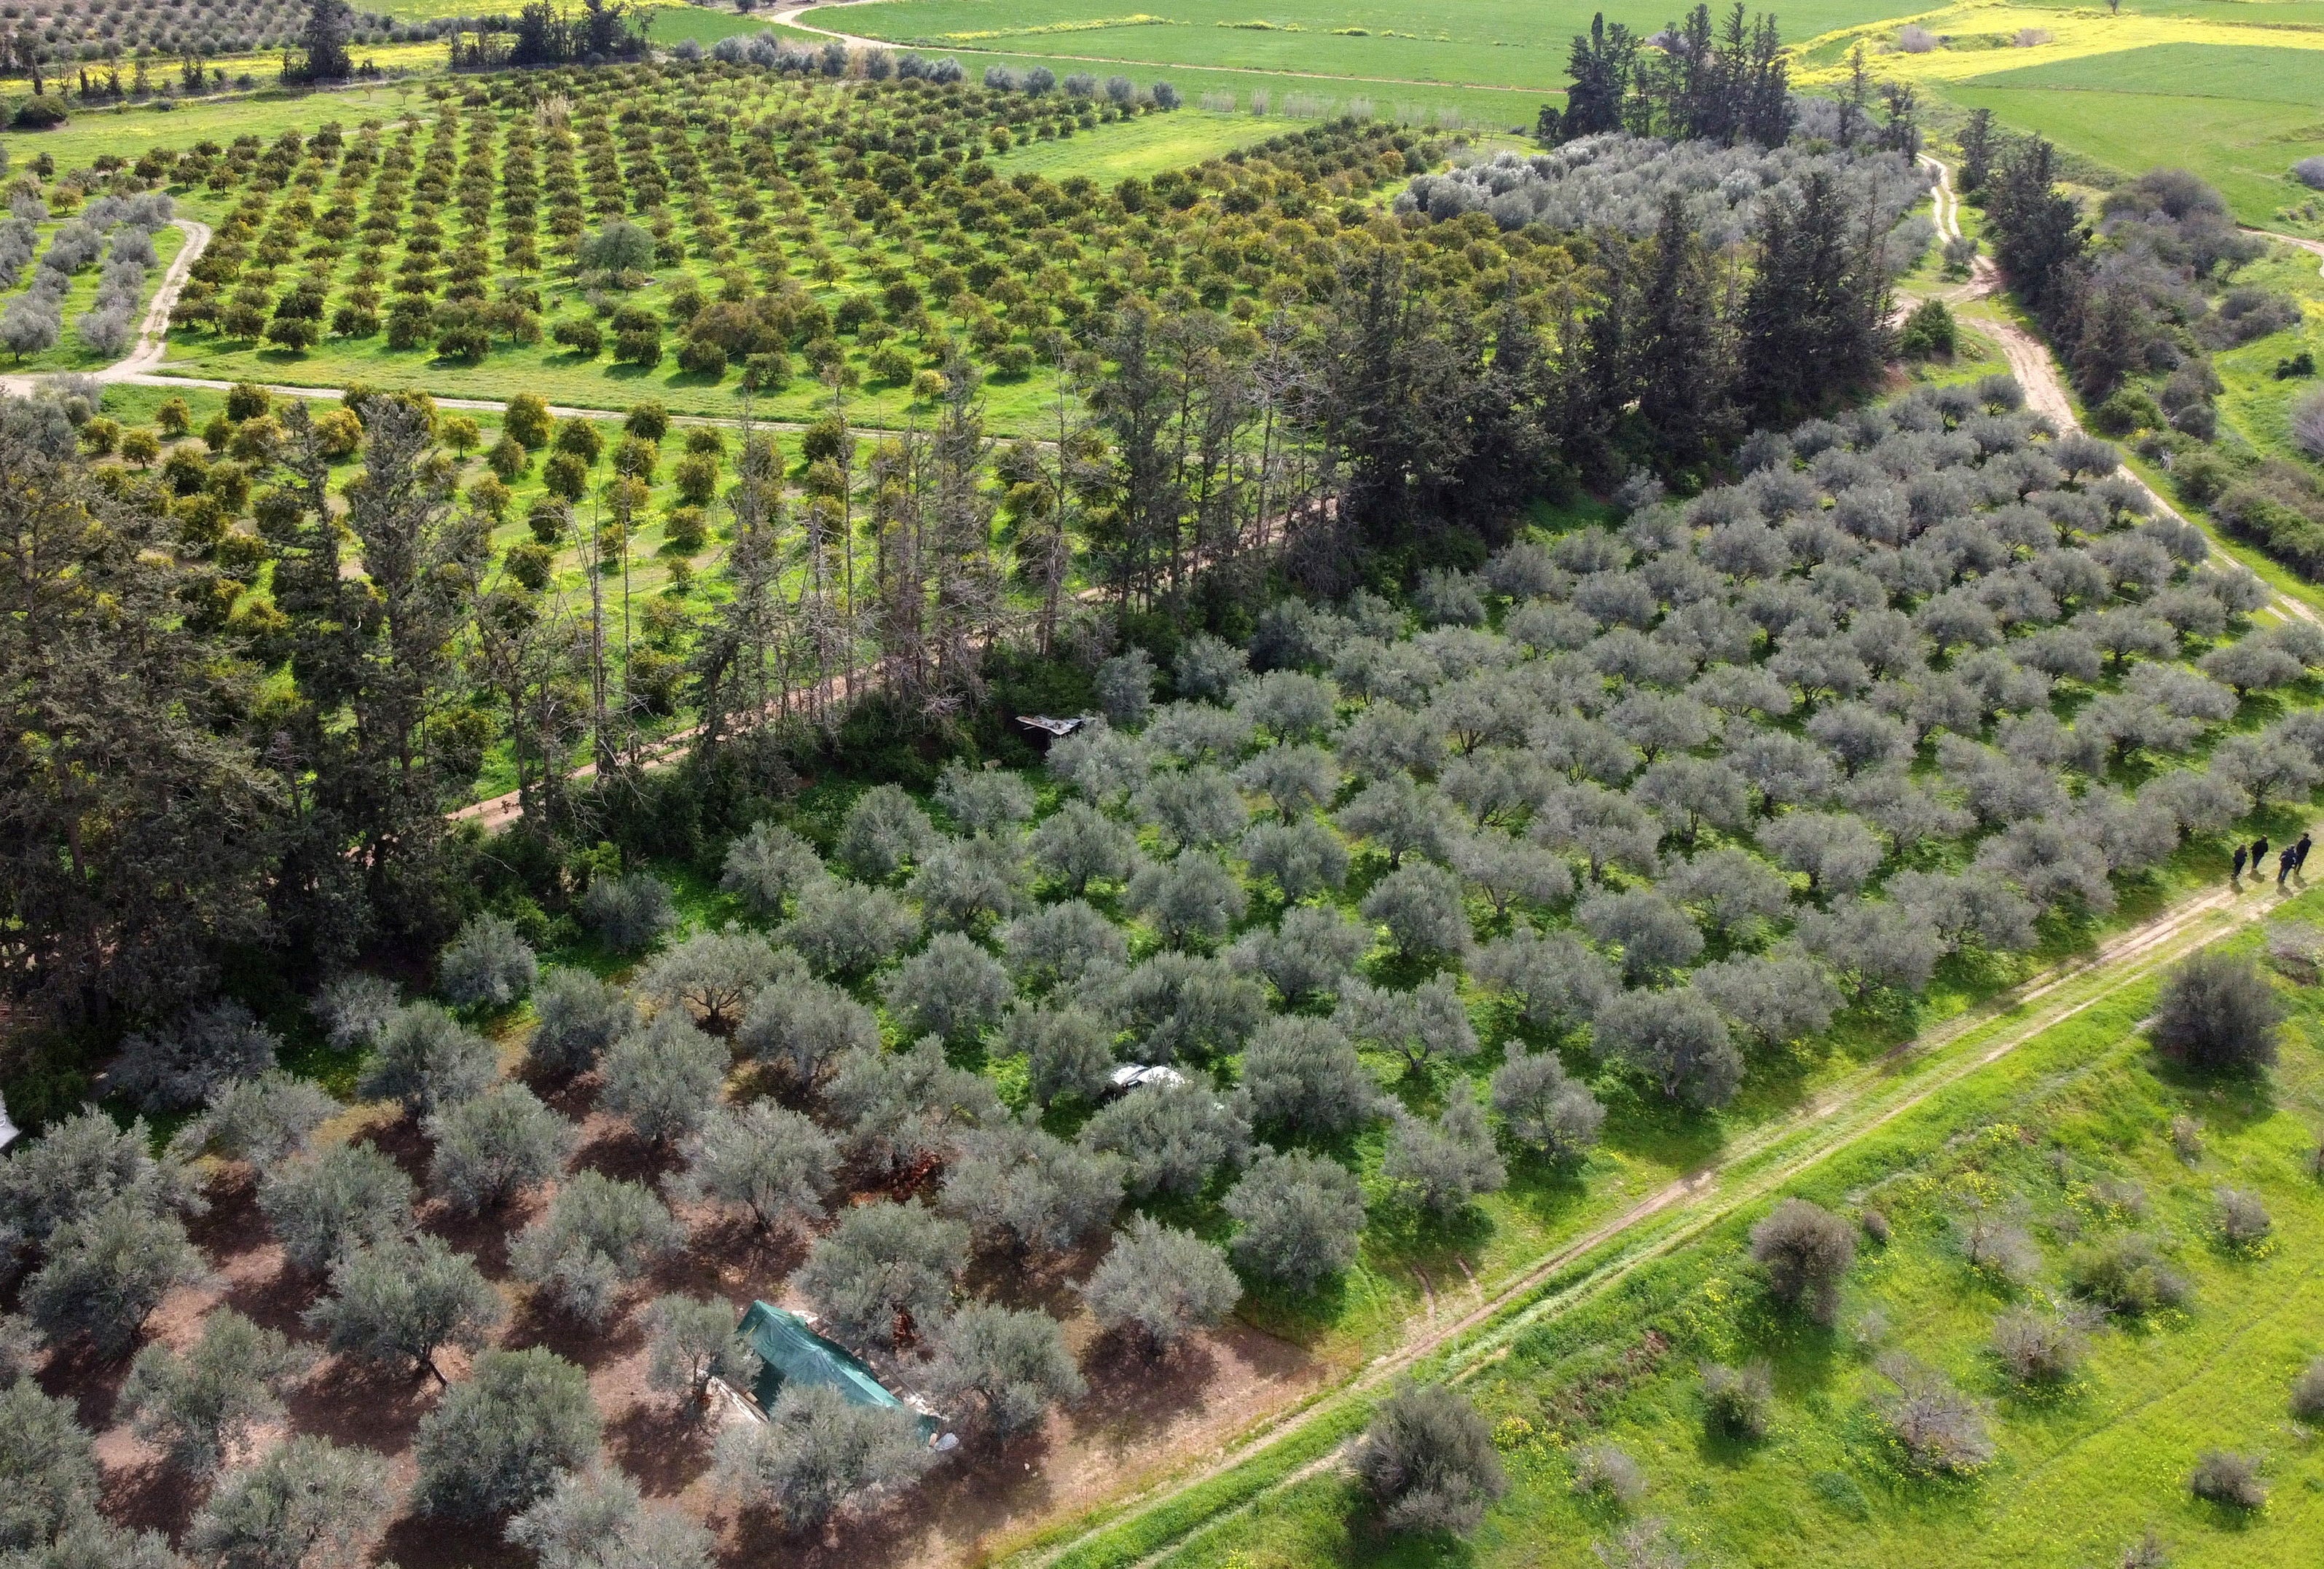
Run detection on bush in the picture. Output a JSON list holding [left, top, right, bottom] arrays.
[[2068, 1232, 2191, 1316], [2290, 1356, 2324, 1420], [412, 1347, 600, 1520], [2215, 1186, 2272, 1246], [305, 1233, 504, 1381], [2190, 1449, 2266, 1510], [1571, 1442, 1646, 1506], [1083, 1216, 1241, 1353], [260, 1142, 415, 1274], [1899, 298, 1956, 358], [186, 1435, 394, 1569], [1991, 1308, 2087, 1385], [1874, 1356, 1993, 1475], [580, 870, 678, 952], [2150, 950, 2284, 1075], [1748, 1198, 1856, 1324], [358, 1002, 497, 1117], [1701, 1361, 1775, 1439], [1354, 1383, 1507, 1536], [428, 1084, 576, 1215], [511, 1170, 683, 1326], [438, 913, 538, 1010]]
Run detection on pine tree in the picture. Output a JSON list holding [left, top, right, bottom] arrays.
[[298, 0, 355, 82], [1633, 192, 1733, 475]]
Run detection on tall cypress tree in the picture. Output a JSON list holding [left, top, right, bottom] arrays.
[[1958, 109, 1996, 194], [1986, 136, 2087, 331], [1633, 194, 1734, 475], [297, 0, 354, 82], [1561, 15, 1635, 140]]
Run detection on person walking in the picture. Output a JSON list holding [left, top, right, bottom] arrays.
[[2280, 844, 2299, 888], [2298, 833, 2314, 880], [2253, 835, 2271, 873], [2233, 844, 2249, 882]]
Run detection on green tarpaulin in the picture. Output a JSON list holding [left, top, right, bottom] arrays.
[[737, 1301, 938, 1437]]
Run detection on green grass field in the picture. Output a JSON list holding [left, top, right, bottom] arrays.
[[1115, 901, 2324, 1569]]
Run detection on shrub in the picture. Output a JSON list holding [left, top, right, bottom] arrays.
[[1083, 1216, 1241, 1353], [428, 1085, 576, 1215], [714, 1382, 933, 1528], [579, 870, 678, 952], [1354, 1383, 1507, 1536], [1701, 1361, 1775, 1439], [2068, 1232, 2190, 1316], [2189, 1449, 2266, 1510], [438, 914, 538, 1010], [1899, 297, 1955, 358], [260, 1143, 414, 1274], [412, 1347, 600, 1520], [185, 1435, 394, 1569], [350, 991, 496, 1114], [527, 968, 634, 1077], [2150, 950, 2284, 1075], [1874, 1356, 1993, 1475], [305, 1234, 504, 1382], [2215, 1186, 2272, 1246], [2290, 1356, 2324, 1420], [925, 1302, 1085, 1438], [1571, 1443, 1646, 1505], [1991, 1308, 2087, 1385], [1748, 1199, 1856, 1324], [119, 1308, 306, 1476]]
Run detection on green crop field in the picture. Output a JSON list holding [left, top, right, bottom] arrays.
[[1115, 903, 2324, 1569]]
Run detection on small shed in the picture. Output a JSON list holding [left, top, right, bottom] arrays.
[[1013, 714, 1097, 752], [737, 1301, 941, 1439]]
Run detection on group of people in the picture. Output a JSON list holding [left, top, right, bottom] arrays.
[[2231, 832, 2313, 888]]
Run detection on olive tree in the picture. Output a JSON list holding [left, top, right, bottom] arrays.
[[1383, 1090, 1507, 1217], [1134, 766, 1250, 849], [911, 834, 1035, 932], [1080, 1074, 1251, 1198], [1577, 887, 1703, 983], [1223, 1149, 1365, 1292], [941, 1120, 1122, 1256], [935, 760, 1037, 835], [881, 931, 1015, 1042], [637, 931, 791, 1034], [177, 1070, 337, 1166], [1029, 801, 1139, 895], [1335, 976, 1477, 1071], [1229, 905, 1372, 1003], [0, 1108, 203, 1252], [1236, 744, 1340, 820], [1689, 952, 1842, 1049], [526, 968, 635, 1078], [114, 999, 281, 1113], [1126, 852, 1249, 948], [645, 1293, 761, 1414], [824, 1037, 1005, 1173], [184, 1434, 394, 1569], [119, 1308, 307, 1476], [358, 1002, 497, 1117], [507, 1467, 714, 1569], [720, 820, 826, 918], [1240, 1015, 1379, 1137], [412, 1346, 600, 1519], [1354, 1383, 1507, 1537], [305, 1233, 505, 1383], [835, 784, 938, 881], [428, 1085, 578, 1215], [1488, 1050, 1605, 1161], [1082, 1216, 1241, 1353], [778, 878, 922, 975], [1337, 774, 1451, 868], [260, 1144, 416, 1275], [1106, 951, 1269, 1064], [794, 1198, 968, 1348], [0, 1381, 98, 1551], [1362, 862, 1473, 960], [925, 1302, 1086, 1438], [1760, 809, 1885, 895], [511, 1171, 683, 1326], [675, 1101, 836, 1235], [1003, 1002, 1116, 1110], [600, 1011, 729, 1147], [1241, 818, 1351, 900], [1471, 926, 1618, 1036], [25, 1197, 206, 1356], [714, 1382, 934, 1529], [579, 871, 678, 953], [1000, 899, 1130, 990], [737, 974, 879, 1088], [1095, 648, 1158, 727], [1590, 988, 1743, 1108], [438, 915, 538, 1010]]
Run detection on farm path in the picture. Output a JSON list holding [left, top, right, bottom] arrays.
[[774, 2, 1549, 97], [1006, 844, 2310, 1569]]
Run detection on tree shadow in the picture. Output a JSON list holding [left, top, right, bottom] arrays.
[[1069, 1327, 1221, 1448], [377, 1509, 525, 1569], [503, 1290, 646, 1373], [606, 1400, 716, 1498], [101, 1454, 203, 1541], [281, 1353, 440, 1458]]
